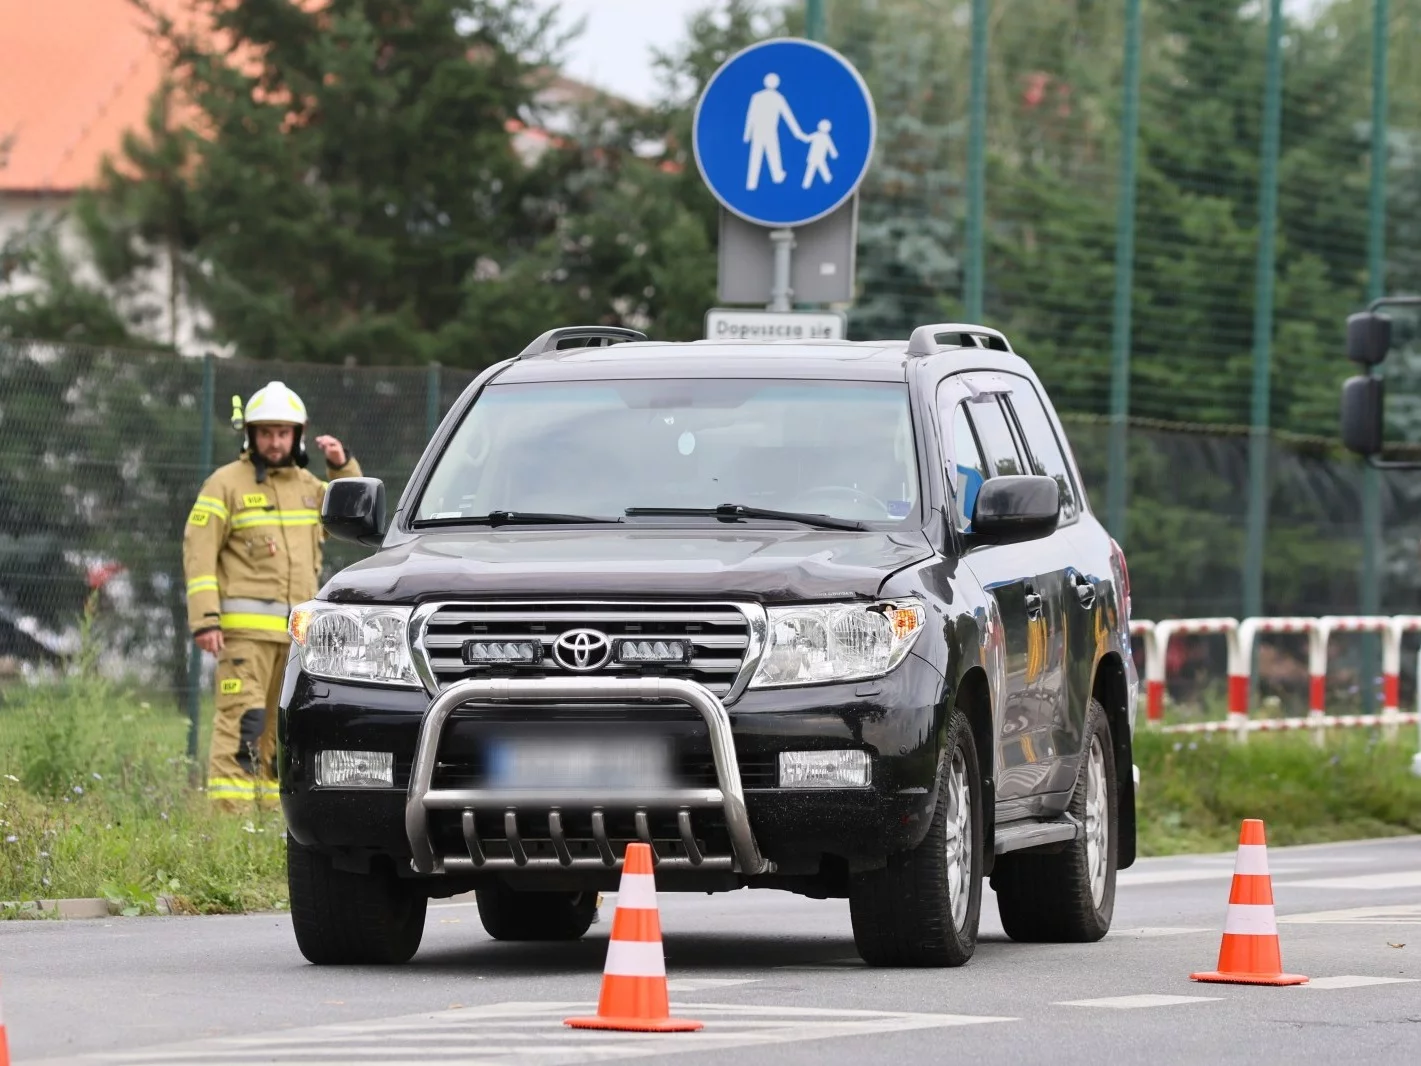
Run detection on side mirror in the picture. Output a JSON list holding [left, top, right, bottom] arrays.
[[322, 477, 388, 546], [971, 475, 1060, 543], [1346, 311, 1392, 367], [1340, 375, 1384, 457]]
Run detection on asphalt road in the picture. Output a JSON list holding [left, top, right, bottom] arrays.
[[3, 835, 1419, 1066]]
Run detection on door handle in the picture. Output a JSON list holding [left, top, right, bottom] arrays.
[[1071, 573, 1097, 610], [1024, 592, 1043, 619]]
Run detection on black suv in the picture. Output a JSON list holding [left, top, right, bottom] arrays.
[[280, 322, 1139, 968]]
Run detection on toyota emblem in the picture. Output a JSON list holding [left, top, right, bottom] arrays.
[[552, 628, 612, 672]]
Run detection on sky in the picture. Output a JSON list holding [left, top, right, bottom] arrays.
[[536, 0, 711, 106], [537, 0, 1332, 108]]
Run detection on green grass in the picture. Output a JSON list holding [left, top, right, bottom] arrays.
[[0, 679, 285, 916], [1136, 727, 1421, 856]]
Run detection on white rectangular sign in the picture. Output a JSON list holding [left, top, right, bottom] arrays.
[[704, 309, 846, 342]]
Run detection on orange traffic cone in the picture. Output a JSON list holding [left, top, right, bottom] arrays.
[[565, 842, 703, 1033], [1, 974, 10, 1066], [1191, 819, 1308, 986]]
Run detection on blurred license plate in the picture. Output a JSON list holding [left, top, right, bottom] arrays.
[[485, 737, 673, 789]]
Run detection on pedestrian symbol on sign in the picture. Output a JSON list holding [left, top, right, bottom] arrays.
[[741, 73, 840, 193], [695, 38, 876, 229], [743, 73, 807, 190], [802, 120, 838, 189]]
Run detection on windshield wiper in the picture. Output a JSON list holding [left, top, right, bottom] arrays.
[[625, 504, 868, 532], [411, 510, 621, 528]]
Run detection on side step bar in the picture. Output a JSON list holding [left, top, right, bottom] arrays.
[[994, 815, 1081, 855]]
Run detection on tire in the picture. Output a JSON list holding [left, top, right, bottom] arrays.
[[992, 698, 1118, 943], [476, 882, 599, 941], [848, 708, 983, 967], [287, 836, 427, 965]]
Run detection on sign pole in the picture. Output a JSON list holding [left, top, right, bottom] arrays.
[[805, 0, 825, 41], [768, 229, 796, 312], [1414, 644, 1421, 778], [1243, 0, 1284, 622], [1360, 0, 1390, 714]]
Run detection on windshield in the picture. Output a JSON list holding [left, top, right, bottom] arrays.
[[415, 379, 919, 525]]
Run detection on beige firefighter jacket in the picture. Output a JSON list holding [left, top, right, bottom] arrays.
[[183, 452, 363, 642]]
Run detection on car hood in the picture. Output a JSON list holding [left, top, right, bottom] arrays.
[[321, 527, 934, 604]]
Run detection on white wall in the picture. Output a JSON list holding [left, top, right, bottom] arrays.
[[0, 192, 214, 355]]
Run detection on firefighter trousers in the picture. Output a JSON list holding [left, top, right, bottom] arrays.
[[207, 637, 287, 809]]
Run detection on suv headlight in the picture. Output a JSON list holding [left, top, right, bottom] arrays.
[[749, 600, 926, 688], [288, 602, 419, 687]]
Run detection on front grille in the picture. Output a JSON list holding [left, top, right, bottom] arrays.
[[418, 603, 754, 698]]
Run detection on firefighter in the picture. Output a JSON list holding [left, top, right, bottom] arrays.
[[183, 381, 362, 809]]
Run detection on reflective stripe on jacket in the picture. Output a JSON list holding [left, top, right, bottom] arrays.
[[207, 776, 280, 802], [183, 453, 362, 641]]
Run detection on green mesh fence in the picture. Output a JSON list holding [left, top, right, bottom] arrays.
[[0, 337, 1413, 714], [0, 340, 473, 703]]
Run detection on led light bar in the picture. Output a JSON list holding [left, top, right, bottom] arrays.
[[778, 750, 871, 789], [317, 750, 394, 788], [463, 640, 543, 665], [617, 639, 691, 664]]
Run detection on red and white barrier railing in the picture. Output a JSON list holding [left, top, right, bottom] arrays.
[[1308, 616, 1421, 731], [1130, 614, 1421, 753], [1134, 618, 1240, 727]]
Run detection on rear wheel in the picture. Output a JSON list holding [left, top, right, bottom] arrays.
[[287, 836, 427, 964], [992, 699, 1117, 942], [848, 708, 983, 967], [476, 882, 599, 941]]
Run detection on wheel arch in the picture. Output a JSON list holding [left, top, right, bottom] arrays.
[[1091, 651, 1136, 870], [954, 664, 996, 876]]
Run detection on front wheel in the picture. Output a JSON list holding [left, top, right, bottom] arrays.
[[992, 698, 1118, 942], [287, 836, 427, 964], [848, 708, 983, 967]]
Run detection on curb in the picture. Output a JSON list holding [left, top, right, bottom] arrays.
[[1, 896, 183, 919]]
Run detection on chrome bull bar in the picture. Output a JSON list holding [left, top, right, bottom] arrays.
[[403, 677, 772, 877]]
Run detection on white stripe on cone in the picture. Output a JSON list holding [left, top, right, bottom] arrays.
[[1223, 903, 1279, 936], [1232, 844, 1270, 876], [614, 873, 660, 911], [603, 938, 667, 978]]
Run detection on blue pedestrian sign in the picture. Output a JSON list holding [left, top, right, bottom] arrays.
[[693, 38, 876, 229]]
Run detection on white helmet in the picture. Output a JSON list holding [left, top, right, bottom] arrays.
[[244, 381, 308, 426]]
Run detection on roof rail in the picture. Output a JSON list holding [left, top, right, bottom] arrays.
[[904, 322, 1013, 356], [517, 326, 648, 359]]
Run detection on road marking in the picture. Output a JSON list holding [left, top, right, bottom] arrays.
[[665, 978, 761, 992], [28, 1000, 1017, 1066], [1117, 869, 1234, 886], [1107, 927, 1213, 938], [1116, 855, 1380, 889], [1293, 975, 1419, 989], [1056, 994, 1221, 1010], [1278, 904, 1421, 924], [1284, 870, 1421, 891]]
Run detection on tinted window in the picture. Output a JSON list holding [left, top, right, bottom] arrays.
[[949, 404, 988, 531], [966, 397, 1025, 477], [1005, 378, 1080, 521]]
